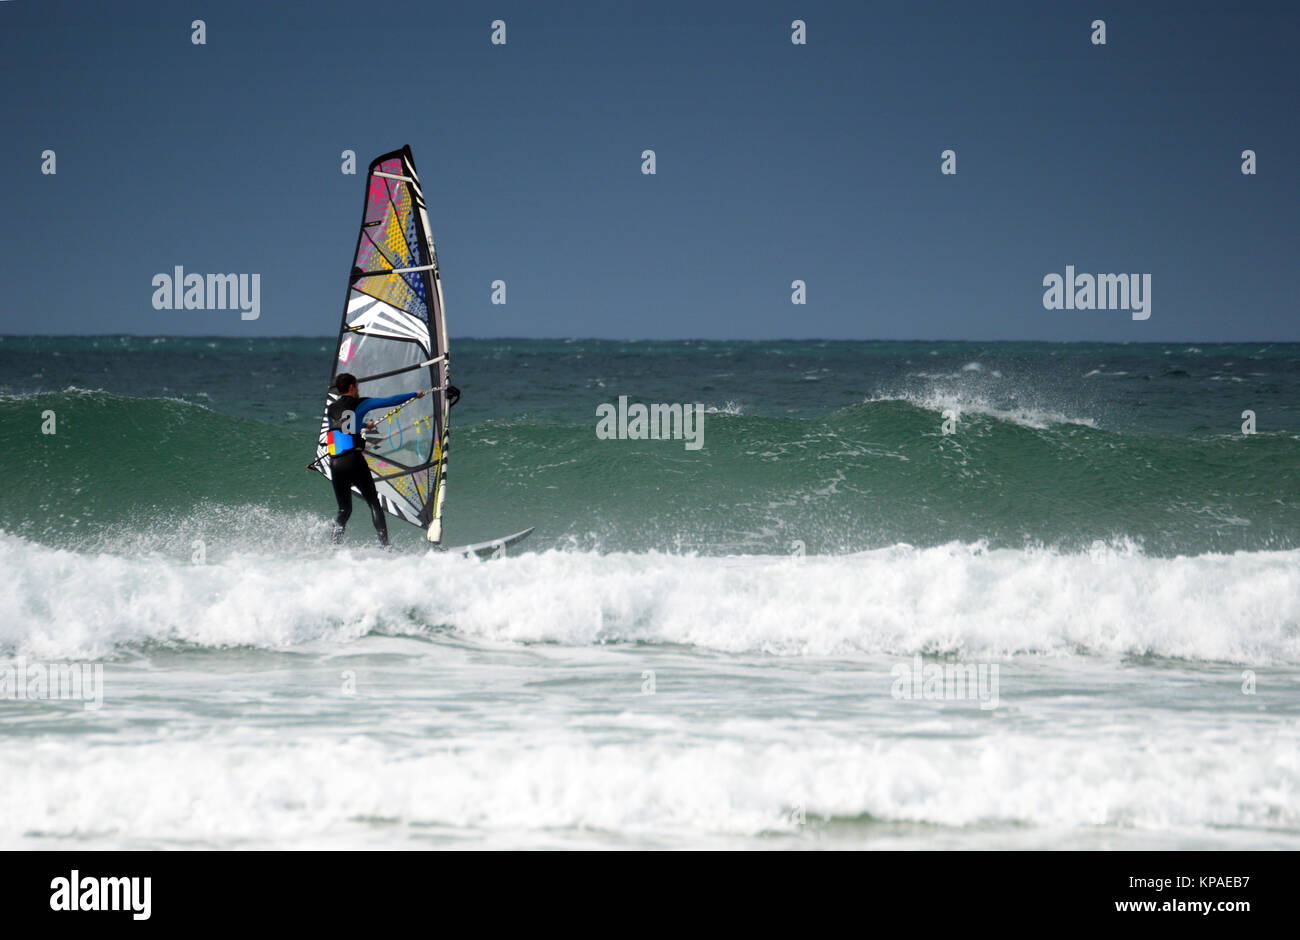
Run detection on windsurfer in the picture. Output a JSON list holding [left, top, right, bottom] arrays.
[[326, 372, 426, 546]]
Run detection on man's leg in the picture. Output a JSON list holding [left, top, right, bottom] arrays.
[[330, 459, 355, 543], [354, 469, 389, 547]]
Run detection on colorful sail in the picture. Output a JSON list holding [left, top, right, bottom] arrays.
[[312, 146, 451, 542]]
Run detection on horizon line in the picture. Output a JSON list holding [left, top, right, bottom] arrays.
[[1, 334, 1296, 345]]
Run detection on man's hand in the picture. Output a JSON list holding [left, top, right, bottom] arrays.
[[365, 420, 376, 431], [414, 389, 427, 399]]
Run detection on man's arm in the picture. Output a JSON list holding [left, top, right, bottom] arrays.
[[354, 391, 422, 426]]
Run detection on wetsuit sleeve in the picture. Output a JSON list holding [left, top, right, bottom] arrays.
[[354, 393, 418, 425]]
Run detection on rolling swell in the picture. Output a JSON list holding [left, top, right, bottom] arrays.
[[469, 394, 1300, 556], [1, 388, 1298, 556]]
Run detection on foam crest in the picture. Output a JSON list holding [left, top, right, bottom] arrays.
[[4, 727, 1295, 847], [3, 532, 1297, 664], [866, 391, 1097, 430]]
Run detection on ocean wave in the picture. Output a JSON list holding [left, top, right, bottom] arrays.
[[0, 385, 213, 411], [864, 391, 1097, 429], [3, 387, 1298, 560], [3, 532, 1297, 664], [4, 724, 1295, 847]]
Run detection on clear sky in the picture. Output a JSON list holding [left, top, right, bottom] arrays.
[[2, 0, 1296, 340]]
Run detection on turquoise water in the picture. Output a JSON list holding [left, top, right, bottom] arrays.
[[4, 337, 1299, 554]]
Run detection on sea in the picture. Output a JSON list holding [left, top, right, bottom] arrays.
[[1, 336, 1298, 849]]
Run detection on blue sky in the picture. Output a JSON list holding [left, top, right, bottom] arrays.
[[2, 0, 1297, 340]]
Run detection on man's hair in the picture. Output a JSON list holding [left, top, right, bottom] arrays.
[[334, 373, 357, 394]]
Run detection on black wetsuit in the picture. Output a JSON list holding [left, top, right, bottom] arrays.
[[326, 392, 414, 546], [330, 450, 388, 546]]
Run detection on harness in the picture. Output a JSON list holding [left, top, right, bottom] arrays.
[[327, 395, 366, 457]]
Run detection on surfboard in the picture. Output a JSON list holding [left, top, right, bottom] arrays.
[[442, 527, 536, 559]]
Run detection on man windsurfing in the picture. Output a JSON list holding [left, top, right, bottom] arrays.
[[325, 372, 426, 546]]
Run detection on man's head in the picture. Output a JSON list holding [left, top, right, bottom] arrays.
[[334, 373, 358, 397]]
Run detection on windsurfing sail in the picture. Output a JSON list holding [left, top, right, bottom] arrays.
[[311, 146, 451, 542]]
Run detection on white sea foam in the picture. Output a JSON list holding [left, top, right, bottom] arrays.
[[3, 532, 1297, 664], [3, 723, 1295, 847], [866, 391, 1097, 429], [705, 401, 745, 415]]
